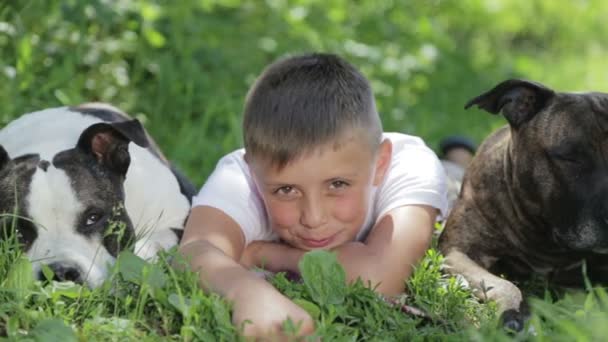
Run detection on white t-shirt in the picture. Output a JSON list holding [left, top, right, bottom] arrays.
[[192, 132, 448, 245]]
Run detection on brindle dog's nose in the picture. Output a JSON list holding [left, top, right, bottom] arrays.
[[39, 262, 84, 283]]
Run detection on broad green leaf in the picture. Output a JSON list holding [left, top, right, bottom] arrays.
[[116, 251, 167, 289], [298, 250, 346, 306], [3, 256, 34, 297], [142, 262, 168, 290], [41, 263, 54, 282], [293, 298, 321, 319], [117, 251, 147, 285], [48, 281, 88, 300], [31, 318, 77, 342], [168, 293, 200, 318]]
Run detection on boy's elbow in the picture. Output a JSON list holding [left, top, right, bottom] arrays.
[[367, 249, 428, 296], [351, 260, 408, 296], [174, 239, 210, 270], [373, 277, 407, 296], [363, 263, 418, 296], [179, 239, 209, 257]]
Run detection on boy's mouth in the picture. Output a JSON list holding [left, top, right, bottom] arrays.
[[300, 233, 337, 249]]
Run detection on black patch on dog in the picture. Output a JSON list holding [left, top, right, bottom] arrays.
[[38, 160, 50, 171], [72, 106, 129, 123], [76, 120, 148, 176], [170, 227, 184, 241], [71, 105, 171, 163], [169, 164, 197, 203], [0, 151, 40, 251], [53, 148, 135, 257], [0, 145, 9, 168], [0, 216, 38, 252], [73, 104, 196, 202]]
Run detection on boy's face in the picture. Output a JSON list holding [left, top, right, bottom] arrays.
[[248, 134, 392, 251]]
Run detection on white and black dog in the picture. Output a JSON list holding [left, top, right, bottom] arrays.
[[0, 103, 195, 287]]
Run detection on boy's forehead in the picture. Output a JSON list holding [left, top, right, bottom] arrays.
[[249, 137, 378, 177]]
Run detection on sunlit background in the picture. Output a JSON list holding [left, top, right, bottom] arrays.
[[2, 0, 607, 185]]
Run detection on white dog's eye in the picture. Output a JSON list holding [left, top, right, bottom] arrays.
[[85, 213, 102, 226]]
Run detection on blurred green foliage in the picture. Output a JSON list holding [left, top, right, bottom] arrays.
[[1, 0, 607, 186], [2, 2, 608, 339]]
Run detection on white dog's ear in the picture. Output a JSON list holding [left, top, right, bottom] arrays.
[[465, 79, 555, 128], [76, 120, 149, 175]]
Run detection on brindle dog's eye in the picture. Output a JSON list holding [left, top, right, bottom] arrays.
[[556, 155, 580, 164], [548, 146, 584, 165]]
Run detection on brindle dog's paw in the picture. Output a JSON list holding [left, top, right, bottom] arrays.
[[500, 309, 525, 332], [500, 301, 530, 333]]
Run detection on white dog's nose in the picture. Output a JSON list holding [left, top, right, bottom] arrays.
[[40, 262, 83, 283]]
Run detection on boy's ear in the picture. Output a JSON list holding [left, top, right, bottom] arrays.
[[373, 139, 392, 186]]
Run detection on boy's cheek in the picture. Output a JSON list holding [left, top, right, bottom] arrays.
[[266, 201, 300, 228], [332, 192, 369, 223]]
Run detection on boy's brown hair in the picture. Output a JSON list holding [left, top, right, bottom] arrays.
[[242, 53, 382, 168]]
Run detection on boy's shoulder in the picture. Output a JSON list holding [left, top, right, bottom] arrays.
[[208, 148, 253, 182], [382, 132, 442, 173], [375, 132, 448, 219], [382, 132, 430, 151], [216, 148, 247, 167]]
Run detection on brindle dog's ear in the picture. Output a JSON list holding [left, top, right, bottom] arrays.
[[77, 120, 149, 175], [0, 145, 10, 170], [465, 79, 555, 127]]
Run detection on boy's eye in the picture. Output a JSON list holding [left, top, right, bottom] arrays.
[[329, 180, 349, 189], [274, 186, 296, 196]]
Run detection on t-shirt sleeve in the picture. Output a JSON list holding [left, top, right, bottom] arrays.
[[191, 151, 274, 245], [375, 135, 449, 221]]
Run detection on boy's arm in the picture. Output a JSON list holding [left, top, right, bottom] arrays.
[[335, 204, 436, 295], [242, 204, 436, 296], [179, 206, 314, 337], [179, 205, 247, 297]]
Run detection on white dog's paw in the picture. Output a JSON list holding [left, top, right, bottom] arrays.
[[134, 229, 179, 262]]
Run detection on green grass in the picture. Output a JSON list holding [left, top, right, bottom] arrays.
[[3, 225, 608, 341], [1, 223, 492, 341], [2, 0, 608, 340]]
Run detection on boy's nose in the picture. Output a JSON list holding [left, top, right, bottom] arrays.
[[300, 199, 327, 229]]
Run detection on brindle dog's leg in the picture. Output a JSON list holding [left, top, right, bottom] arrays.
[[443, 249, 526, 331]]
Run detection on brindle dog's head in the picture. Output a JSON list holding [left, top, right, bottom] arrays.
[[467, 79, 608, 252]]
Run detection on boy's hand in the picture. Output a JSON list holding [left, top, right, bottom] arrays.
[[232, 282, 315, 338], [240, 241, 304, 273]]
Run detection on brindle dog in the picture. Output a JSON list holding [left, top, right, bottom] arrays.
[[438, 79, 608, 331]]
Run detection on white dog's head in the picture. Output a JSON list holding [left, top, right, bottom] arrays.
[[0, 119, 148, 287]]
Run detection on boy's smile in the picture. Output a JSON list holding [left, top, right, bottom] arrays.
[[248, 134, 392, 251]]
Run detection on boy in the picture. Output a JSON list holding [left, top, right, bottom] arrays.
[[179, 53, 448, 338]]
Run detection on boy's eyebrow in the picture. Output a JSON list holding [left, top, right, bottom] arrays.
[[261, 181, 296, 187], [261, 175, 358, 187], [324, 174, 358, 181]]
